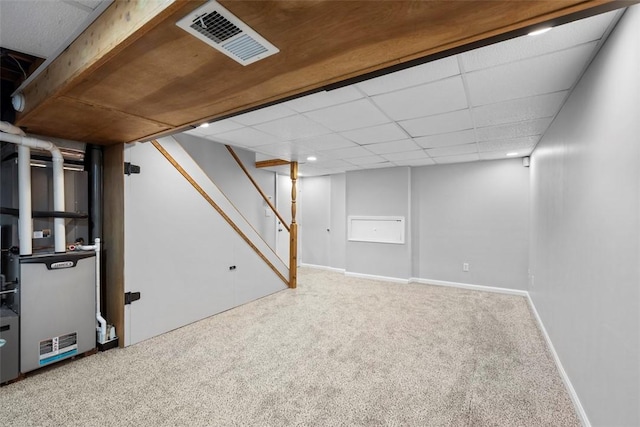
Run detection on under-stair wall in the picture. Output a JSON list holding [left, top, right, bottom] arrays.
[[105, 138, 287, 346]]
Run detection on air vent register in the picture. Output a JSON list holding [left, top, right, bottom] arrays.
[[176, 1, 279, 66]]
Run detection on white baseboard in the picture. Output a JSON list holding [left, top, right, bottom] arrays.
[[300, 263, 345, 273], [526, 295, 591, 427], [410, 277, 529, 297], [344, 271, 409, 284]]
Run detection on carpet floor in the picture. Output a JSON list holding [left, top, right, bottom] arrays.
[[0, 268, 579, 426]]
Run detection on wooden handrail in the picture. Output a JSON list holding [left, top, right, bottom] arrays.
[[225, 145, 290, 233], [151, 140, 289, 286]]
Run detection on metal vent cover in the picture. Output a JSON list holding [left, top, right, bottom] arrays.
[[176, 1, 279, 66]]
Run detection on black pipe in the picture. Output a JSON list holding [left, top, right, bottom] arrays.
[[87, 145, 103, 241]]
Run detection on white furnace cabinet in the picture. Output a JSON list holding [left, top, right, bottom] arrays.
[[121, 142, 285, 346]]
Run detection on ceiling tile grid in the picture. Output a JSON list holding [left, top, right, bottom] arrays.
[[178, 10, 618, 176]]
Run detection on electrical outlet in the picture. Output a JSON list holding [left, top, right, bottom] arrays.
[[463, 263, 469, 272]]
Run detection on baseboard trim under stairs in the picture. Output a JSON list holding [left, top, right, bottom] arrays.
[[299, 263, 591, 427]]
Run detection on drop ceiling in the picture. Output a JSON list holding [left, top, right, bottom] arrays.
[[184, 9, 621, 176], [0, 0, 112, 85], [0, 0, 630, 176]]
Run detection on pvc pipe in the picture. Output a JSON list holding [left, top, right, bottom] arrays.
[[76, 238, 107, 343], [52, 154, 65, 253], [1, 122, 66, 254], [17, 145, 33, 255]]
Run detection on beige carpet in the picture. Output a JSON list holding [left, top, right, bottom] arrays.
[[0, 268, 579, 426]]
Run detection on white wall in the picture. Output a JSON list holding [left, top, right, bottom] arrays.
[[345, 167, 411, 279], [301, 160, 528, 290], [176, 134, 277, 248], [529, 6, 640, 425], [300, 175, 331, 266], [329, 174, 346, 269], [413, 160, 529, 289], [123, 139, 286, 345]]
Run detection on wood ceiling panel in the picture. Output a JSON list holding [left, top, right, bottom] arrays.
[[15, 0, 627, 144], [19, 96, 171, 145]]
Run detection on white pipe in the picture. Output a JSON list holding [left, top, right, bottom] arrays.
[[17, 145, 33, 255], [1, 122, 67, 254], [76, 238, 107, 343], [52, 154, 65, 253]]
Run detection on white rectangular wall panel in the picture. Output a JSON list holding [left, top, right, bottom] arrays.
[[348, 216, 405, 244]]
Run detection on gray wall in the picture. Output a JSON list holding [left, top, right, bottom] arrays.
[[176, 134, 276, 247], [300, 175, 331, 266], [299, 173, 346, 269], [413, 160, 529, 289], [329, 173, 346, 269], [345, 167, 411, 279], [529, 6, 639, 426]]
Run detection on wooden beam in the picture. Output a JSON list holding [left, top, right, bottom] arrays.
[[17, 0, 201, 122], [289, 161, 298, 289], [103, 143, 125, 347], [225, 146, 290, 232], [255, 159, 291, 169]]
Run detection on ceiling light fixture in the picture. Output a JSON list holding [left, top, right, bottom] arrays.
[[506, 152, 519, 157], [198, 123, 210, 128], [307, 156, 317, 162], [528, 27, 552, 36]]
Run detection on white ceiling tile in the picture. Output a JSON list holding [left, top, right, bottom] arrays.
[[314, 159, 354, 169], [347, 155, 387, 166], [476, 118, 552, 141], [394, 158, 436, 167], [357, 56, 460, 95], [434, 153, 480, 164], [298, 166, 334, 177], [382, 150, 429, 162], [362, 162, 396, 169], [426, 143, 478, 157], [188, 119, 245, 136], [414, 129, 477, 148], [213, 127, 281, 147], [233, 105, 296, 126], [295, 134, 358, 151], [372, 76, 468, 121], [479, 152, 517, 161], [365, 139, 420, 155], [399, 109, 473, 137], [282, 86, 363, 112], [253, 143, 316, 161], [324, 146, 373, 159], [341, 123, 408, 145], [477, 136, 539, 153], [473, 92, 567, 127], [479, 149, 533, 161], [305, 99, 390, 132], [460, 11, 617, 72], [465, 42, 598, 106], [254, 115, 331, 140], [0, 0, 89, 58], [72, 1, 107, 10]]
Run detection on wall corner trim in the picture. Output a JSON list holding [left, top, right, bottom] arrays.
[[525, 295, 592, 427], [409, 277, 529, 297]]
